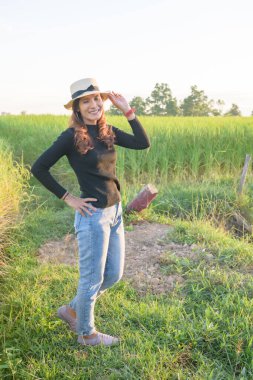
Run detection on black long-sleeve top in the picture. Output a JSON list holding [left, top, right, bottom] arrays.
[[30, 116, 150, 208]]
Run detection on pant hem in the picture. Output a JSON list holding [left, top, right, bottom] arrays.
[[77, 328, 97, 336]]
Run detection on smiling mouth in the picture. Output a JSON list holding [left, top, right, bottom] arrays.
[[90, 109, 101, 115]]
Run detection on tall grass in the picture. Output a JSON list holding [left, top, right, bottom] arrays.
[[1, 114, 253, 220], [111, 115, 253, 184], [1, 115, 253, 184], [0, 139, 31, 278]]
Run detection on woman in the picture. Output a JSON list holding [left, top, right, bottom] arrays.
[[31, 77, 150, 347]]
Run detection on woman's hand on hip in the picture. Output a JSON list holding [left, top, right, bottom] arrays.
[[63, 194, 98, 216]]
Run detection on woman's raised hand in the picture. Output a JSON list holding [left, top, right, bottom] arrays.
[[63, 194, 98, 216], [107, 91, 131, 114]]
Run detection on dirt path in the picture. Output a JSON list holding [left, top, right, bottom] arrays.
[[37, 221, 210, 296]]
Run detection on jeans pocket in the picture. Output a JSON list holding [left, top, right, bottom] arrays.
[[74, 211, 82, 234]]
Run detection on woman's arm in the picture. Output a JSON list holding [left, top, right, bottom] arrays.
[[30, 128, 73, 199], [112, 116, 151, 149], [107, 91, 151, 149]]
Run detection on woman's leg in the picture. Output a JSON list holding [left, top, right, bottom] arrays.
[[69, 203, 123, 336], [69, 202, 125, 308], [97, 201, 125, 296]]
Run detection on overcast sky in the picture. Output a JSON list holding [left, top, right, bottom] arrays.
[[1, 0, 252, 115]]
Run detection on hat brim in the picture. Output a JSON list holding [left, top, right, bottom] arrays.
[[64, 90, 112, 110]]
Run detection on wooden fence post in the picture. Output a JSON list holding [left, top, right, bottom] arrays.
[[238, 154, 251, 196]]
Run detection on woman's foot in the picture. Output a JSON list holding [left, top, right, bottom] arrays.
[[57, 305, 77, 332], [77, 331, 120, 346]]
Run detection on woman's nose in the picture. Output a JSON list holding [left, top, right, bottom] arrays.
[[90, 98, 97, 106]]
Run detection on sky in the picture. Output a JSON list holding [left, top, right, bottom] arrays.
[[0, 0, 252, 115]]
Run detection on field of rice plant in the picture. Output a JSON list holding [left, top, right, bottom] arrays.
[[0, 114, 253, 379], [1, 115, 253, 183], [2, 114, 253, 222]]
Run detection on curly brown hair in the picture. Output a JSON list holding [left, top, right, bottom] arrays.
[[67, 97, 116, 155]]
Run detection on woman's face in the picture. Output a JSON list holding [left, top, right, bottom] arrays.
[[77, 93, 104, 125]]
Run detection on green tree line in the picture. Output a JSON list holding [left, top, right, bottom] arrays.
[[107, 84, 243, 117]]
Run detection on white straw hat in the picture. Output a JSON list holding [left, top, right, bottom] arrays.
[[64, 78, 111, 110]]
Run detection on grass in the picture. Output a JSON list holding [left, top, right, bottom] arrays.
[[0, 138, 31, 278], [1, 208, 252, 379], [0, 114, 253, 379], [2, 114, 253, 222], [1, 115, 253, 185]]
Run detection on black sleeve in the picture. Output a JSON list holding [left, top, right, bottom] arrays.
[[112, 116, 151, 149], [30, 128, 74, 199]]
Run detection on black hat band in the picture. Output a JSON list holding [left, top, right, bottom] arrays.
[[71, 84, 100, 99]]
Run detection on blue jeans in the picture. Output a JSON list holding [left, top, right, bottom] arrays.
[[68, 201, 125, 336]]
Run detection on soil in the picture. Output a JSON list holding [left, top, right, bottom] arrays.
[[37, 220, 211, 296]]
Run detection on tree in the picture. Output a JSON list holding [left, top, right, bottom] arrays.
[[224, 103, 241, 116], [130, 96, 147, 115], [180, 85, 213, 116], [210, 99, 225, 116], [146, 83, 178, 116]]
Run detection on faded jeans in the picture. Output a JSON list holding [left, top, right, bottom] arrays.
[[68, 201, 125, 336]]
